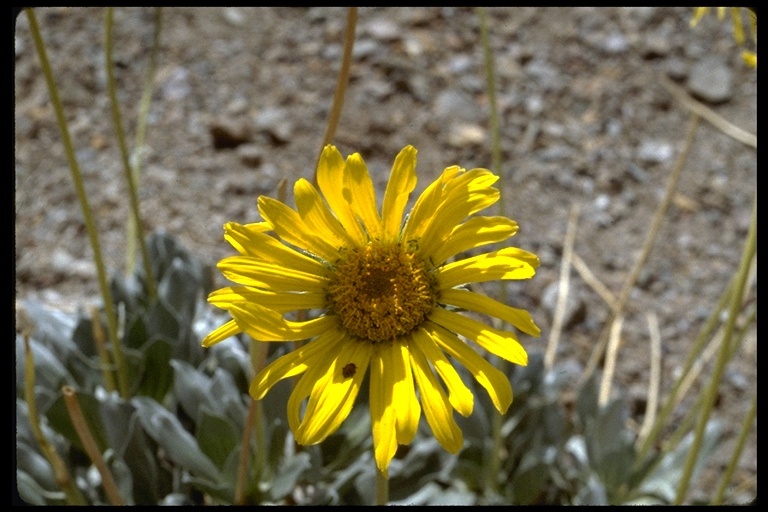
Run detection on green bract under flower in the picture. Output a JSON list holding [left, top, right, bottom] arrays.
[[203, 144, 541, 477]]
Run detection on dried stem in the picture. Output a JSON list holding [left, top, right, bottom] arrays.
[[90, 306, 117, 393], [675, 196, 756, 504], [636, 312, 662, 447], [314, 7, 357, 183], [62, 386, 124, 505], [659, 74, 756, 149], [545, 203, 580, 371], [571, 252, 617, 311], [579, 114, 700, 390], [598, 315, 624, 406], [23, 337, 87, 505]]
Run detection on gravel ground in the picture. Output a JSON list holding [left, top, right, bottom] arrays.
[[14, 7, 756, 503]]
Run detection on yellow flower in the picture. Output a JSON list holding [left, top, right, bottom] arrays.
[[691, 7, 757, 69], [203, 145, 540, 476]]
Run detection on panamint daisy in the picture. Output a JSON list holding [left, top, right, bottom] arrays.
[[202, 144, 540, 477]]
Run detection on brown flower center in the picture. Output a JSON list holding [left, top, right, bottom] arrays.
[[327, 241, 436, 343]]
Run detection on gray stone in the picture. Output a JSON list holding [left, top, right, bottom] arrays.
[[237, 144, 264, 168], [254, 107, 293, 144], [433, 90, 480, 122], [637, 140, 674, 164], [687, 56, 733, 104]]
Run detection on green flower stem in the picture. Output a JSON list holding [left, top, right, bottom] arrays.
[[89, 305, 117, 393], [26, 8, 130, 399], [23, 337, 87, 505], [477, 7, 503, 202], [105, 7, 157, 299], [314, 7, 357, 184], [126, 7, 163, 274], [234, 340, 270, 504], [62, 386, 124, 505], [253, 399, 267, 483], [251, 342, 269, 482], [665, 301, 755, 452], [636, 267, 734, 459], [674, 194, 756, 504], [713, 392, 757, 504], [628, 300, 756, 504], [477, 7, 506, 496], [234, 399, 257, 505], [376, 465, 389, 505]]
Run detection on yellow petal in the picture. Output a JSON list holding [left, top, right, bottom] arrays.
[[419, 195, 500, 258], [429, 308, 528, 367], [250, 329, 346, 400], [208, 286, 326, 313], [381, 146, 418, 242], [436, 247, 539, 288], [294, 178, 356, 249], [287, 364, 318, 435], [258, 196, 341, 262], [402, 165, 463, 242], [217, 256, 329, 292], [224, 222, 329, 275], [389, 340, 421, 445], [731, 7, 745, 45], [742, 50, 757, 69], [223, 222, 271, 255], [427, 322, 513, 414], [295, 340, 373, 445], [409, 340, 463, 454], [201, 319, 241, 348], [344, 153, 383, 239], [690, 7, 709, 27], [415, 169, 500, 255], [439, 288, 541, 338], [369, 345, 398, 477], [427, 216, 519, 267], [316, 145, 367, 245], [413, 329, 474, 417], [229, 302, 338, 341]]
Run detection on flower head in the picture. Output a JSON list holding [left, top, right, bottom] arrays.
[[203, 145, 540, 476]]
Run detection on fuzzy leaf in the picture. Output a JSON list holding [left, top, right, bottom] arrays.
[[136, 337, 175, 401], [132, 396, 220, 483], [196, 407, 240, 469], [269, 452, 312, 501]]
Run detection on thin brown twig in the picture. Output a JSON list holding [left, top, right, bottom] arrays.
[[598, 315, 624, 406], [62, 386, 124, 505], [579, 114, 700, 389], [571, 252, 618, 310], [90, 306, 117, 393], [24, 338, 87, 505], [234, 398, 257, 505], [637, 312, 662, 446], [659, 74, 756, 149], [544, 203, 580, 371], [314, 7, 357, 184]]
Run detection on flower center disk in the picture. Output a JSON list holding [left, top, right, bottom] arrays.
[[328, 241, 436, 343]]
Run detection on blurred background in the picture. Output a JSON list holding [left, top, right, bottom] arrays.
[[15, 7, 756, 503]]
